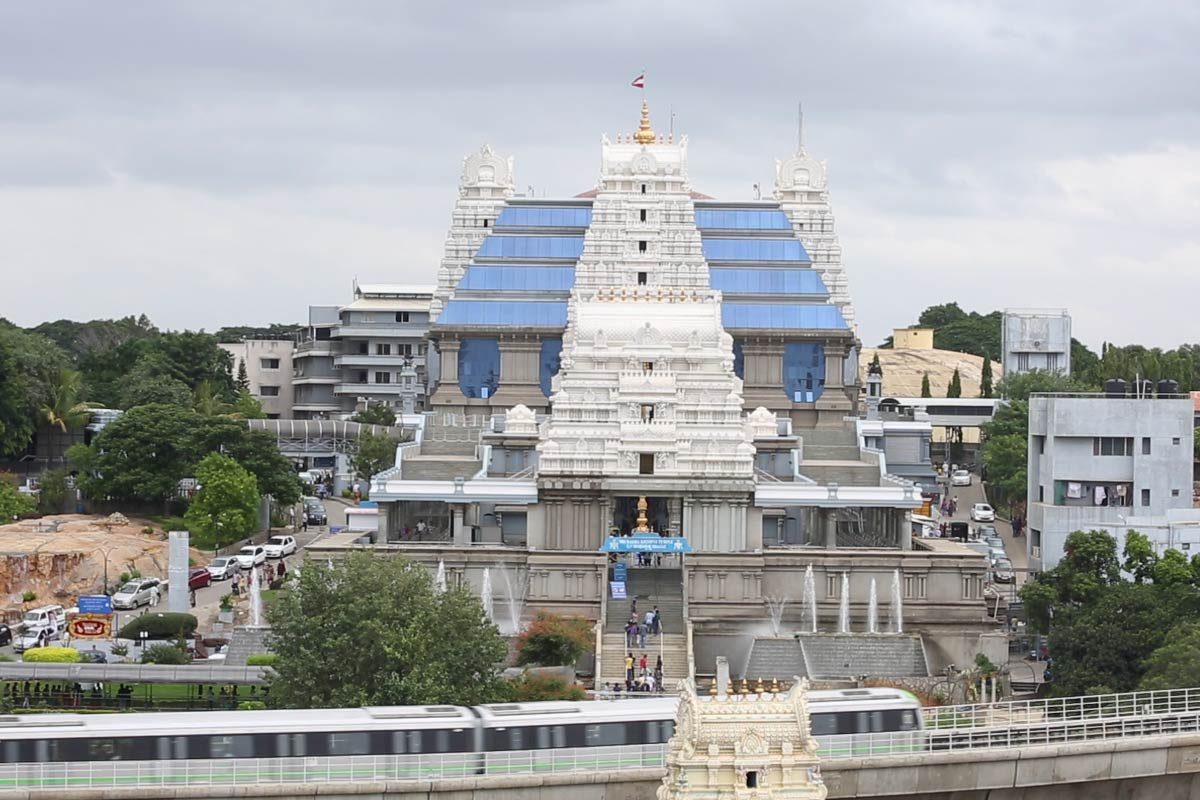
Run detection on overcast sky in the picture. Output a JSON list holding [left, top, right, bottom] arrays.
[[2, 1, 1198, 349]]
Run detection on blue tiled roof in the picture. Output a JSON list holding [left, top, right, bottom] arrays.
[[709, 268, 829, 296], [695, 208, 792, 231], [458, 266, 576, 292], [722, 303, 848, 330], [438, 300, 568, 327], [476, 235, 584, 260], [495, 206, 592, 228], [702, 238, 810, 263]]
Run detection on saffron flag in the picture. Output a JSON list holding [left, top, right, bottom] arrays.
[[631, 74, 645, 89]]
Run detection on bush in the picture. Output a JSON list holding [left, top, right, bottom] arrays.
[[111, 644, 128, 657], [505, 673, 586, 702], [117, 612, 198, 641], [238, 700, 268, 711], [515, 612, 593, 666], [24, 647, 81, 664], [246, 654, 278, 667], [21, 591, 36, 604], [142, 643, 189, 665]]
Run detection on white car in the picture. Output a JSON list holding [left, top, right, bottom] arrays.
[[206, 556, 239, 581], [235, 545, 266, 569], [970, 503, 996, 523], [13, 625, 58, 653], [111, 577, 161, 610], [950, 469, 972, 487], [263, 535, 297, 559]]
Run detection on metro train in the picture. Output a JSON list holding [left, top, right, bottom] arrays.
[[0, 689, 923, 786]]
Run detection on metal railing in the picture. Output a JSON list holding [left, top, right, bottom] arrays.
[[921, 687, 1200, 730]]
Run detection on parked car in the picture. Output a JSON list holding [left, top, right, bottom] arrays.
[[983, 535, 1005, 550], [0, 623, 11, 647], [263, 535, 297, 559], [970, 503, 995, 522], [206, 557, 238, 581], [974, 524, 998, 539], [303, 498, 328, 526], [111, 578, 161, 610], [188, 567, 212, 590], [21, 604, 65, 632], [993, 558, 1015, 583], [14, 625, 59, 653], [950, 469, 972, 487], [235, 545, 266, 569]]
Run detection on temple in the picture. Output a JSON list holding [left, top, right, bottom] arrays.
[[315, 102, 996, 682]]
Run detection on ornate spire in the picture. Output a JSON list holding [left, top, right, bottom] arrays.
[[634, 99, 656, 144]]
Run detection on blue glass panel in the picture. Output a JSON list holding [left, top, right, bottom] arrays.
[[540, 339, 563, 397], [694, 208, 792, 230], [459, 338, 500, 399], [721, 303, 848, 330], [709, 268, 828, 295], [495, 206, 593, 228], [458, 266, 576, 292], [439, 300, 568, 327], [702, 238, 809, 262], [783, 343, 826, 403], [476, 236, 585, 260], [732, 339, 745, 380]]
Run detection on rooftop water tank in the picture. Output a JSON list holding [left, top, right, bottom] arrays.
[[1157, 379, 1180, 397], [1104, 378, 1127, 398]]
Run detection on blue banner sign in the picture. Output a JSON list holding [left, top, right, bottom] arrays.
[[612, 563, 628, 582], [610, 581, 627, 599], [77, 595, 113, 615], [601, 535, 692, 553]]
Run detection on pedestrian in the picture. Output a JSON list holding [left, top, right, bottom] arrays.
[[353, 481, 361, 502], [189, 588, 196, 608], [652, 606, 660, 634], [301, 511, 309, 532], [277, 560, 287, 578], [638, 623, 647, 649], [644, 608, 655, 636], [625, 652, 634, 684], [639, 653, 648, 675], [148, 585, 160, 607]]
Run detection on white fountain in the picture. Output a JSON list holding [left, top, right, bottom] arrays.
[[434, 560, 447, 594], [765, 595, 790, 637], [249, 565, 264, 628], [802, 564, 817, 633], [837, 571, 850, 634], [890, 569, 904, 634], [481, 568, 494, 624], [867, 578, 879, 634], [494, 564, 527, 635]]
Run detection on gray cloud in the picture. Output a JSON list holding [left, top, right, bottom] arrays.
[[1, 0, 1198, 350]]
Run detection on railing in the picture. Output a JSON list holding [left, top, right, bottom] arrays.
[[922, 687, 1200, 730]]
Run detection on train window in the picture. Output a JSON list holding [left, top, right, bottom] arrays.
[[408, 730, 422, 753], [435, 730, 450, 752], [33, 740, 61, 762], [210, 735, 256, 758], [537, 726, 550, 749], [661, 721, 675, 741], [89, 739, 118, 760], [810, 714, 837, 736], [2, 741, 18, 764], [509, 728, 524, 750], [900, 710, 918, 731], [277, 733, 305, 757], [585, 723, 625, 746], [156, 737, 187, 760], [552, 726, 566, 748], [328, 733, 370, 756], [585, 724, 602, 745]]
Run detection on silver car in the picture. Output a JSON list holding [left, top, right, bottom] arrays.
[[111, 577, 161, 609]]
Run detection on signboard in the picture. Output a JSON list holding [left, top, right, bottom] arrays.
[[77, 595, 112, 615], [67, 613, 112, 640], [612, 563, 628, 583], [609, 581, 627, 600], [601, 534, 693, 554]]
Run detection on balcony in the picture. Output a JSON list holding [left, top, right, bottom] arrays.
[[333, 322, 429, 338], [292, 374, 340, 385], [334, 354, 423, 368], [334, 383, 426, 396]]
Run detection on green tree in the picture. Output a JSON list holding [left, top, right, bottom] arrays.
[[920, 373, 932, 398], [515, 612, 593, 666], [351, 433, 397, 482], [141, 332, 236, 398], [185, 417, 301, 505], [1140, 622, 1200, 691], [1153, 548, 1193, 587], [352, 403, 397, 427], [946, 368, 962, 398], [73, 404, 197, 506], [121, 370, 194, 409], [0, 335, 34, 457], [505, 673, 586, 701], [192, 380, 233, 417], [979, 434, 1026, 506], [917, 302, 968, 329], [1019, 529, 1122, 633], [1122, 530, 1158, 584], [36, 468, 70, 515], [266, 552, 508, 708], [979, 354, 993, 398], [184, 453, 260, 550], [235, 360, 250, 392], [230, 390, 266, 419], [0, 483, 36, 522]]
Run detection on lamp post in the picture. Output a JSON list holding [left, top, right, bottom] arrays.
[[138, 631, 148, 649]]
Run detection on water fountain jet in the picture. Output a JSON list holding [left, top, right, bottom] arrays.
[[890, 569, 904, 634], [838, 572, 850, 634], [867, 578, 879, 634], [765, 595, 790, 637], [434, 560, 447, 594], [802, 564, 817, 633], [481, 568, 494, 624]]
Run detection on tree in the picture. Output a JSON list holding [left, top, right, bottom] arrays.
[[74, 404, 198, 506], [352, 403, 397, 427], [1122, 530, 1158, 584], [946, 368, 962, 398], [515, 612, 593, 666], [120, 370, 193, 409], [192, 380, 233, 417], [1019, 529, 1122, 633], [979, 355, 993, 398], [920, 373, 932, 398], [0, 483, 36, 522], [979, 434, 1026, 505], [351, 433, 397, 482], [917, 303, 968, 329], [505, 673, 586, 701], [235, 360, 250, 392], [142, 643, 189, 665], [0, 335, 34, 457], [1140, 622, 1200, 691], [140, 332, 236, 398], [1153, 548, 1193, 587], [230, 390, 266, 419], [266, 552, 508, 708], [184, 453, 260, 550], [186, 418, 301, 505], [36, 468, 70, 515]]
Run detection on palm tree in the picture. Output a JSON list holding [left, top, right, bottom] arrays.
[[40, 369, 96, 463], [192, 380, 233, 417]]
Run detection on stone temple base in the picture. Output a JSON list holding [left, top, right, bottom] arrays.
[[743, 633, 929, 680]]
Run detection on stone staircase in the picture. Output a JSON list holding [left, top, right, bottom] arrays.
[[599, 633, 690, 688], [795, 633, 929, 679], [396, 413, 483, 480], [598, 566, 690, 686], [743, 638, 808, 680], [224, 627, 271, 667]]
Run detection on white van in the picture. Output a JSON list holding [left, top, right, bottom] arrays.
[[21, 605, 65, 633]]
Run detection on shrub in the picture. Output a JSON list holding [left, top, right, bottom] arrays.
[[505, 673, 586, 702], [219, 595, 234, 611], [515, 612, 593, 666], [111, 644, 129, 657], [24, 647, 81, 664], [142, 643, 189, 665], [246, 653, 278, 667], [21, 591, 36, 604], [238, 700, 268, 711], [117, 612, 198, 641]]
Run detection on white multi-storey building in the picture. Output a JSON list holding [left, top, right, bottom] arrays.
[[1002, 309, 1071, 376], [219, 339, 295, 418]]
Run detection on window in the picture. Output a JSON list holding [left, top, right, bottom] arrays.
[[399, 343, 413, 356], [459, 338, 501, 399], [782, 343, 826, 402], [483, 218, 489, 227], [1142, 437, 1151, 455], [642, 361, 654, 373], [260, 358, 280, 370], [396, 312, 410, 323], [639, 454, 654, 475], [375, 343, 392, 355], [260, 385, 280, 397], [639, 209, 647, 222], [1038, 485, 1044, 502], [539, 338, 563, 397], [1016, 353, 1030, 371], [1034, 435, 1045, 455], [637, 271, 647, 285], [1142, 488, 1151, 506], [732, 340, 744, 379], [328, 733, 370, 756], [1047, 353, 1060, 372], [746, 771, 758, 789], [1174, 437, 1182, 445], [640, 404, 655, 422], [638, 240, 647, 253], [315, 327, 331, 341], [641, 184, 647, 194], [1093, 437, 1134, 456], [374, 372, 391, 384], [1173, 489, 1181, 497]]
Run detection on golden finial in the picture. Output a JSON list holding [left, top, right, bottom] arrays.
[[755, 677, 765, 694], [634, 99, 656, 145], [739, 678, 750, 695], [771, 677, 780, 694], [709, 679, 718, 696]]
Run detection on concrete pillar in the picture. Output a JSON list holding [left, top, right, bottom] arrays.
[[899, 509, 913, 551], [824, 509, 838, 549], [452, 505, 468, 545]]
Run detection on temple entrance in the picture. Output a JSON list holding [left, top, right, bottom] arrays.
[[613, 496, 670, 536]]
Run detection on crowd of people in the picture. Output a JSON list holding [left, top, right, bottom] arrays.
[[229, 560, 287, 597], [624, 603, 661, 647], [619, 650, 664, 694]]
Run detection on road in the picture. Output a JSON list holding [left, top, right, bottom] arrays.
[[938, 476, 1028, 590]]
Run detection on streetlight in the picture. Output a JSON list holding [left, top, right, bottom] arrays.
[[138, 631, 148, 649]]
